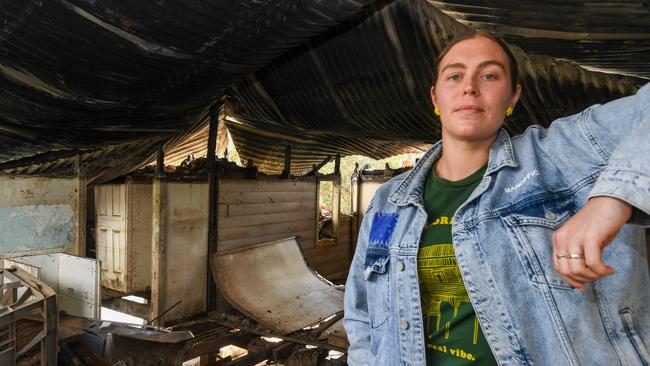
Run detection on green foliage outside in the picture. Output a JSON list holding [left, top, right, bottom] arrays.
[[319, 153, 422, 214], [222, 130, 422, 215]]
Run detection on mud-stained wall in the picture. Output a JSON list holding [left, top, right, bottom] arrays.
[[218, 179, 317, 251], [161, 182, 208, 320], [218, 178, 350, 278], [0, 176, 81, 257], [309, 214, 352, 279]]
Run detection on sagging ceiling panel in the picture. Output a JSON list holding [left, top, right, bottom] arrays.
[[0, 0, 648, 179], [224, 0, 642, 173], [0, 0, 374, 181]]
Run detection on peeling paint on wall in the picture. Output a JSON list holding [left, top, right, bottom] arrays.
[[0, 204, 75, 254], [0, 176, 80, 257]]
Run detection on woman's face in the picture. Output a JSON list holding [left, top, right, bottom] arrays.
[[431, 36, 521, 143]]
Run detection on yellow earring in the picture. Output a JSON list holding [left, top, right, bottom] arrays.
[[434, 106, 440, 116], [506, 106, 513, 117]]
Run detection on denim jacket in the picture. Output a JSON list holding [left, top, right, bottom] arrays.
[[344, 83, 650, 366]]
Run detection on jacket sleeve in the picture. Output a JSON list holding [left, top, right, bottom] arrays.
[[580, 82, 650, 224], [343, 200, 375, 366]]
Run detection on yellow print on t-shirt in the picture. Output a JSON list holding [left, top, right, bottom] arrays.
[[418, 243, 480, 344], [427, 343, 477, 361], [423, 215, 454, 229]]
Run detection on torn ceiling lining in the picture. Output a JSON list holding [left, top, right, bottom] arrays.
[[0, 0, 647, 180]]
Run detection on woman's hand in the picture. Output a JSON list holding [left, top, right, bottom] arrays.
[[552, 196, 633, 292]]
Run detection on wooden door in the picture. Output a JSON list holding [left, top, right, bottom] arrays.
[[95, 184, 128, 292]]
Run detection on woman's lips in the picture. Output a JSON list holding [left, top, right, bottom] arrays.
[[455, 105, 484, 112]]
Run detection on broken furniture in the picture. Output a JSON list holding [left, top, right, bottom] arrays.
[[0, 266, 58, 366], [58, 314, 193, 366], [4, 253, 101, 319]]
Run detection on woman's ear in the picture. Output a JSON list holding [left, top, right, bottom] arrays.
[[510, 84, 522, 109], [430, 85, 438, 108]]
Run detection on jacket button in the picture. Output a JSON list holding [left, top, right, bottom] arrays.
[[399, 319, 409, 330], [545, 212, 557, 220], [396, 261, 405, 271]]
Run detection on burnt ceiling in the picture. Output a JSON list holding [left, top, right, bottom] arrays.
[[0, 0, 648, 181]]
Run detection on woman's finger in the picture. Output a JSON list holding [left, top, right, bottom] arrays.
[[566, 244, 600, 281], [583, 241, 615, 277], [560, 275, 586, 292], [553, 231, 573, 280]]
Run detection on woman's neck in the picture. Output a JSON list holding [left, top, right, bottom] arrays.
[[435, 135, 494, 181]]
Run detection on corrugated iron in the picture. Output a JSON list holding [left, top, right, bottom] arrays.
[[0, 0, 374, 181], [225, 0, 641, 173], [0, 0, 647, 179]]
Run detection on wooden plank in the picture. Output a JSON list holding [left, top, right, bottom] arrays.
[[218, 201, 315, 218], [207, 105, 219, 312], [338, 225, 350, 235], [303, 245, 348, 262], [217, 231, 315, 252], [103, 297, 150, 320], [218, 191, 315, 205], [217, 221, 314, 241], [218, 211, 314, 229], [150, 177, 167, 324], [332, 173, 341, 240], [73, 174, 87, 257], [309, 261, 349, 279], [185, 331, 254, 360], [219, 179, 315, 193], [217, 234, 316, 251], [302, 244, 350, 277]]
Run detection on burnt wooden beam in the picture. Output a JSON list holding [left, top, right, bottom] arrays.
[[155, 146, 165, 178], [280, 144, 292, 178], [210, 318, 346, 353], [184, 327, 254, 360], [332, 154, 341, 239], [206, 104, 219, 311], [103, 297, 150, 320], [306, 155, 332, 176], [225, 341, 289, 366], [73, 154, 87, 258], [334, 154, 341, 177], [243, 159, 259, 179]]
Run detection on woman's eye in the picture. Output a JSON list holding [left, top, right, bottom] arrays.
[[482, 73, 497, 80], [447, 74, 461, 81]]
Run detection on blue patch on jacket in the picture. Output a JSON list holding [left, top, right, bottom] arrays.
[[364, 212, 399, 272], [364, 212, 398, 271], [369, 212, 399, 246]]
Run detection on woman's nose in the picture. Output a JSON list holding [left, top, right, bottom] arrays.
[[463, 78, 478, 95]]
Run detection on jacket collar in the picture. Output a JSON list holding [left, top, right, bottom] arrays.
[[388, 129, 518, 206], [486, 128, 518, 175]]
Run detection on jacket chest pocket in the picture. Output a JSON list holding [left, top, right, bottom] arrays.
[[620, 308, 650, 365], [364, 251, 391, 329], [502, 197, 578, 290]]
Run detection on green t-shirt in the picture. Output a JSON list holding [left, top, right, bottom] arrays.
[[419, 164, 497, 365]]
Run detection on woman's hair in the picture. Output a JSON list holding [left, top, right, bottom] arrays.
[[433, 30, 519, 93]]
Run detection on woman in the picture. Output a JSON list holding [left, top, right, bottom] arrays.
[[344, 30, 650, 365]]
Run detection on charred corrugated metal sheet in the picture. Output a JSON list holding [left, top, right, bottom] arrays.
[[0, 0, 647, 178], [225, 0, 641, 173], [226, 114, 428, 173], [0, 0, 374, 181], [427, 1, 650, 78]]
